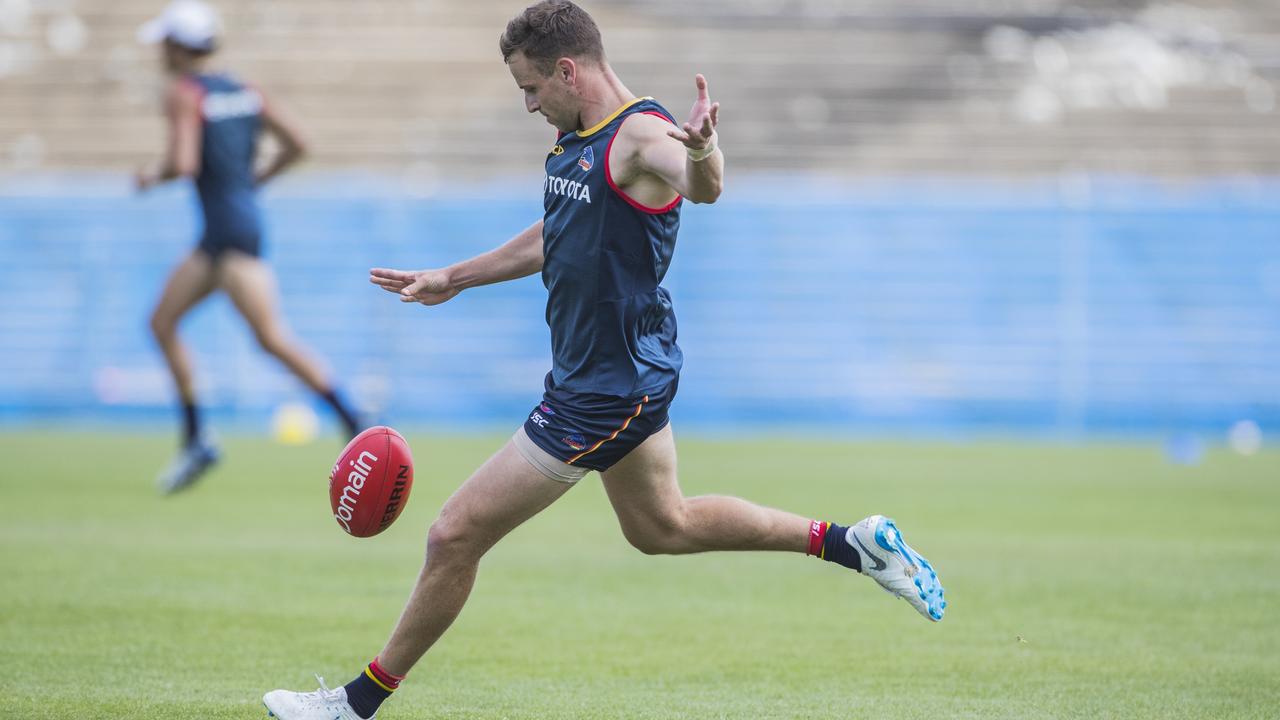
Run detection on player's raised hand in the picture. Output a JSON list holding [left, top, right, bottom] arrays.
[[667, 74, 720, 152], [370, 267, 459, 306]]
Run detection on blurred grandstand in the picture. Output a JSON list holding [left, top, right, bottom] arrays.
[[2, 0, 1278, 175], [0, 0, 1277, 438]]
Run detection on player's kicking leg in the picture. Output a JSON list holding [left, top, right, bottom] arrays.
[[263, 433, 576, 719], [600, 425, 946, 622], [150, 250, 220, 493]]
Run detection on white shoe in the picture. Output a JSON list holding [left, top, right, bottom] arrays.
[[847, 515, 946, 622], [156, 438, 220, 495], [263, 675, 367, 720]]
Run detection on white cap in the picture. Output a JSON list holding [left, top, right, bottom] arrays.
[[137, 1, 221, 52]]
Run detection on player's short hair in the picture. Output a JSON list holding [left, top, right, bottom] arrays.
[[499, 1, 605, 75]]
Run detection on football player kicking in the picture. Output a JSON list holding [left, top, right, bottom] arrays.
[[264, 2, 944, 717]]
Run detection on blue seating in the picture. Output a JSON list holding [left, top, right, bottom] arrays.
[[1, 176, 1276, 434]]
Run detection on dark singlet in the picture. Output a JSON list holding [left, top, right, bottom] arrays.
[[183, 72, 263, 257], [541, 98, 684, 398]]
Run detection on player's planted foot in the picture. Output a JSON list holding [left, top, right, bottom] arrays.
[[263, 676, 367, 720], [156, 436, 219, 494], [847, 515, 946, 621]]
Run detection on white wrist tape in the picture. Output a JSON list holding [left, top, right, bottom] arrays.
[[687, 139, 717, 162]]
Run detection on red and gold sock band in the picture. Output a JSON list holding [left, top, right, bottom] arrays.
[[366, 657, 405, 693], [807, 520, 829, 557]]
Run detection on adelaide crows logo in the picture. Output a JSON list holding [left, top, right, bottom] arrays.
[[577, 146, 594, 172]]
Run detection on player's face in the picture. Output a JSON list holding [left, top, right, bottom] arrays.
[[160, 40, 198, 74], [161, 41, 182, 73], [507, 52, 576, 132]]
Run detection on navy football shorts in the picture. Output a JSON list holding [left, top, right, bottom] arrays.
[[521, 373, 678, 473], [197, 231, 262, 259]]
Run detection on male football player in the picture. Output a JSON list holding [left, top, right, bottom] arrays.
[[136, 0, 363, 493], [264, 3, 945, 717]]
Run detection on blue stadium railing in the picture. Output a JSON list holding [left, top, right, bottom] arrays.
[[1, 174, 1277, 436]]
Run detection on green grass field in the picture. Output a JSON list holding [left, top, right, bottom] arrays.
[[1, 431, 1277, 719]]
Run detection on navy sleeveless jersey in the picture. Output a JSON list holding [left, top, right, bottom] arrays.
[[186, 72, 263, 250], [541, 98, 684, 397]]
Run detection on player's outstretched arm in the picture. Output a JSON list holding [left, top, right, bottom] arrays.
[[635, 73, 723, 204], [255, 88, 309, 187], [370, 220, 545, 305], [134, 80, 202, 192]]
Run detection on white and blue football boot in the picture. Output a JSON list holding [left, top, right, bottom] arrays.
[[264, 676, 366, 720], [156, 436, 220, 495], [847, 515, 946, 622]]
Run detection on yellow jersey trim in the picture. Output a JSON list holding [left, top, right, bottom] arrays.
[[576, 97, 653, 138]]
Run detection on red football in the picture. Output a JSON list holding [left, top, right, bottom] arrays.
[[329, 426, 414, 538]]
